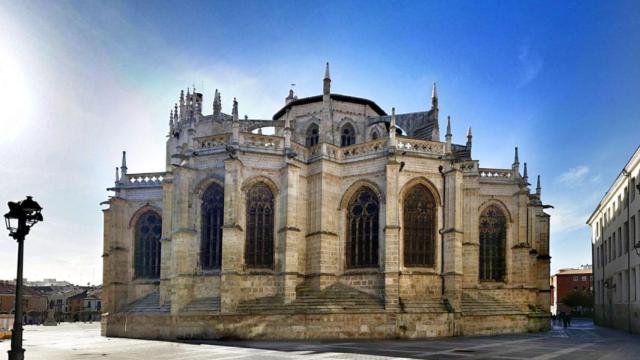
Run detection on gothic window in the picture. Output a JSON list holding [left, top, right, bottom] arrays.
[[201, 183, 224, 270], [245, 182, 274, 269], [479, 206, 506, 282], [306, 123, 319, 147], [341, 123, 355, 146], [403, 184, 436, 267], [134, 211, 162, 279], [346, 187, 379, 268], [371, 130, 380, 140]]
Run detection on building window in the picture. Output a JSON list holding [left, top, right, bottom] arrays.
[[573, 276, 579, 281], [201, 183, 224, 270], [134, 211, 162, 279], [625, 221, 629, 254], [631, 177, 636, 202], [306, 123, 319, 147], [371, 130, 380, 140], [403, 184, 436, 267], [618, 227, 622, 257], [340, 123, 356, 146], [613, 234, 616, 259], [479, 206, 507, 282], [346, 187, 379, 268], [632, 215, 636, 249], [245, 182, 275, 269]]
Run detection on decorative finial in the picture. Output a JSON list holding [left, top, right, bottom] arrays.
[[213, 89, 221, 117], [323, 62, 331, 95], [523, 162, 529, 183], [466, 126, 472, 149], [121, 151, 128, 175], [232, 97, 238, 121], [431, 82, 438, 109], [115, 167, 119, 183], [514, 146, 519, 165], [179, 90, 184, 105], [446, 116, 452, 137], [536, 175, 541, 195]]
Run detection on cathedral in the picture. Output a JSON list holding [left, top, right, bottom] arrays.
[[101, 64, 551, 340]]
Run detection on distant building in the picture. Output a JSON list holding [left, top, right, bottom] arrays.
[[550, 266, 593, 315], [587, 145, 640, 334], [0, 281, 48, 324]]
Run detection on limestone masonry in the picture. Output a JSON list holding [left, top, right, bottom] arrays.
[[101, 64, 551, 340]]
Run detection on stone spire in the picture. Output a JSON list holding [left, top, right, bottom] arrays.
[[323, 62, 331, 95], [523, 162, 529, 185], [169, 109, 174, 131], [466, 126, 472, 149], [213, 89, 221, 118], [179, 90, 185, 121], [232, 97, 238, 121], [445, 116, 452, 154], [232, 97, 239, 144], [431, 82, 438, 110], [179, 90, 185, 106], [286, 88, 297, 104], [120, 151, 128, 176], [115, 167, 120, 184], [536, 175, 542, 195], [389, 107, 397, 148], [512, 146, 520, 175]]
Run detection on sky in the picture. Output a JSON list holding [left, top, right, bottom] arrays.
[[0, 0, 639, 285]]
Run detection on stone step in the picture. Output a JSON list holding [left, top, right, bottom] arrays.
[[182, 297, 220, 313], [120, 291, 170, 314]]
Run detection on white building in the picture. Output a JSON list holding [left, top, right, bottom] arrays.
[[588, 145, 640, 333]]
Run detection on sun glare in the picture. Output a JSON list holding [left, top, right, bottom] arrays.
[[0, 49, 31, 143]]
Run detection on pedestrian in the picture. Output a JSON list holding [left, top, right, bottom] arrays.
[[567, 313, 572, 327], [560, 312, 567, 328]]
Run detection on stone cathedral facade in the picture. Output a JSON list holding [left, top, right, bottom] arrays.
[[101, 64, 551, 340]]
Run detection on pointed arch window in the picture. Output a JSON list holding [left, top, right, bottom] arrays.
[[346, 187, 379, 268], [403, 184, 436, 267], [246, 182, 274, 269], [371, 130, 380, 140], [341, 123, 355, 146], [134, 211, 162, 279], [306, 123, 319, 147], [201, 183, 224, 270], [479, 206, 507, 281]]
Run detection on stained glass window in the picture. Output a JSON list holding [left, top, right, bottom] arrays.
[[479, 206, 506, 281], [403, 184, 436, 267], [346, 187, 379, 268], [245, 182, 274, 268], [306, 123, 319, 147], [201, 184, 224, 270], [341, 123, 355, 146], [134, 211, 162, 279]]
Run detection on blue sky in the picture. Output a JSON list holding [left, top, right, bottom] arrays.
[[0, 0, 638, 285]]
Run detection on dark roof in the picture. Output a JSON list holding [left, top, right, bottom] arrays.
[[272, 94, 387, 120], [0, 282, 47, 296]]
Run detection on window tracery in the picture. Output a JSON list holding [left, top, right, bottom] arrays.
[[479, 206, 507, 281], [245, 182, 275, 268], [201, 184, 224, 270], [134, 211, 162, 279], [403, 184, 436, 267], [346, 187, 379, 268]]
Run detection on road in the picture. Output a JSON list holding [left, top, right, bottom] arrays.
[[0, 319, 638, 359]]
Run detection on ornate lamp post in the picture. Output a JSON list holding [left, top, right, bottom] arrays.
[[4, 196, 43, 360]]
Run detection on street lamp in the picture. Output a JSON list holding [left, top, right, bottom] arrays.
[[4, 196, 43, 360]]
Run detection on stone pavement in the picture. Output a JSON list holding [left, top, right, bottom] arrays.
[[0, 319, 638, 359]]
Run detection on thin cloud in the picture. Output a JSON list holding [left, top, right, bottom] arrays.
[[559, 165, 590, 185], [517, 45, 543, 88]]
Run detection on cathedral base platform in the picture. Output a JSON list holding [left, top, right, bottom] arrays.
[[101, 312, 550, 340]]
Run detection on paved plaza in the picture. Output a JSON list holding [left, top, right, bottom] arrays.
[[1, 319, 638, 359]]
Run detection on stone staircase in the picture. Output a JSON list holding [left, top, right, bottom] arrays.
[[181, 297, 220, 314], [236, 282, 385, 314], [119, 291, 170, 314], [399, 298, 448, 313], [461, 292, 523, 315]]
